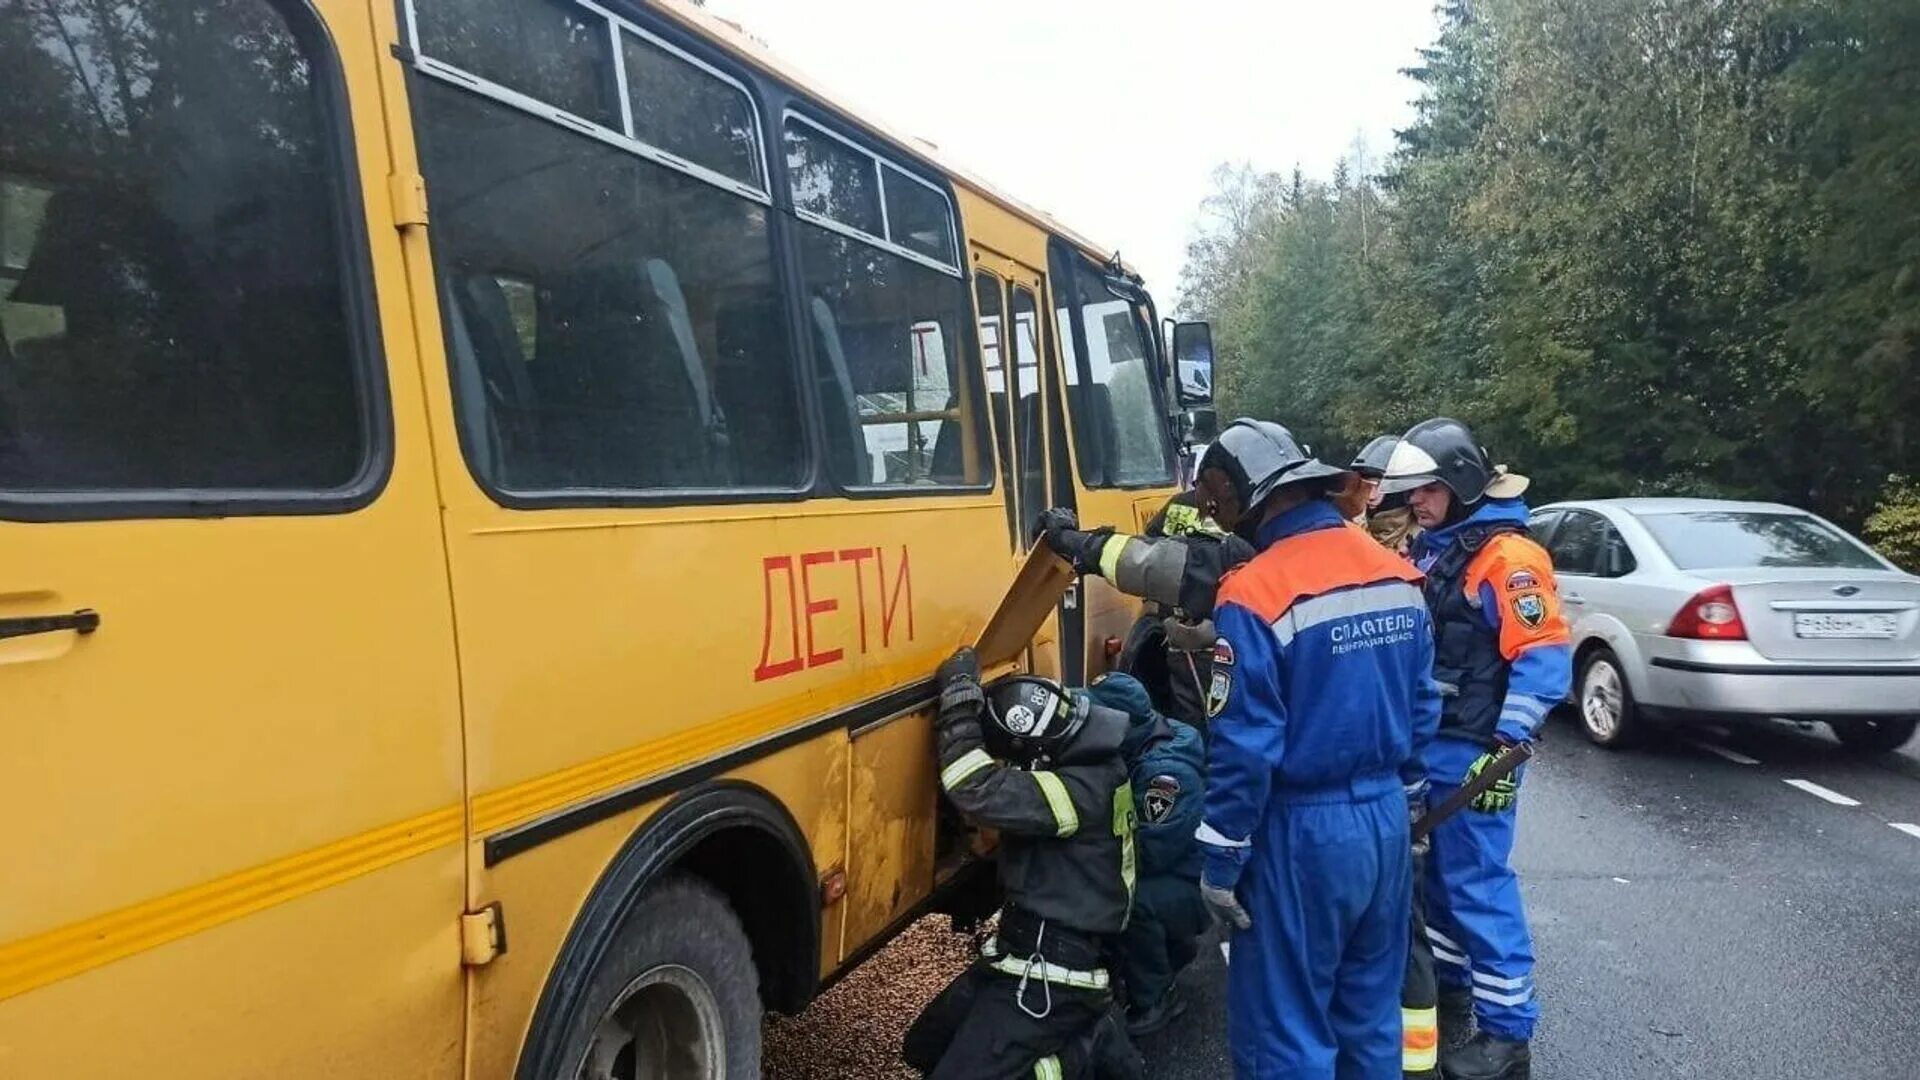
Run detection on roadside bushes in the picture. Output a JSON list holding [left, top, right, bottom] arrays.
[[1864, 477, 1920, 571]]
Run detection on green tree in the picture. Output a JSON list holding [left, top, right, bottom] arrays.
[[1178, 0, 1920, 523]]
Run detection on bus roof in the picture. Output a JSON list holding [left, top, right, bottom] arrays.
[[648, 0, 1141, 281]]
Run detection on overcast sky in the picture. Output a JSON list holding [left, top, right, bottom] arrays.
[[704, 1, 1442, 306]]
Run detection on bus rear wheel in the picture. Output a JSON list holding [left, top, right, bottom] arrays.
[[559, 874, 762, 1080]]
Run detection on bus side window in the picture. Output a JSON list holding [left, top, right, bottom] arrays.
[[784, 117, 986, 491], [0, 2, 368, 500], [413, 77, 809, 497]]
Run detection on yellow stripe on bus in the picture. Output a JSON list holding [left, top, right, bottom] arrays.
[[470, 648, 948, 834], [0, 656, 949, 1002], [0, 804, 464, 1003]]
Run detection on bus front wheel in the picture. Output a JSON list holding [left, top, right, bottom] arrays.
[[560, 873, 763, 1080]]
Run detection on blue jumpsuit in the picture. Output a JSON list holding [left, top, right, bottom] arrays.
[[1412, 498, 1572, 1043], [1199, 501, 1443, 1079]]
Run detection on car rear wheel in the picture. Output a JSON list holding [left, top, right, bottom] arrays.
[[1578, 648, 1639, 749], [550, 873, 762, 1080], [1831, 717, 1919, 755]]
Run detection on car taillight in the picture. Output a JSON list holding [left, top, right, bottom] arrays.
[[1667, 584, 1748, 640]]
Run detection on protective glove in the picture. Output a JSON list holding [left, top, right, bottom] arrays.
[[1199, 843, 1252, 931], [1466, 743, 1522, 813], [1031, 507, 1112, 575], [1032, 506, 1080, 550], [936, 647, 984, 720]]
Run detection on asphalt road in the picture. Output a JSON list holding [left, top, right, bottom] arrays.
[[770, 713, 1920, 1078], [1142, 715, 1920, 1079]]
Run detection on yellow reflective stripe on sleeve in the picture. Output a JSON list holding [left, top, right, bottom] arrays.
[[1097, 535, 1126, 580], [1403, 1006, 1439, 1072], [1033, 1055, 1064, 1080], [1032, 771, 1079, 837], [941, 747, 994, 791]]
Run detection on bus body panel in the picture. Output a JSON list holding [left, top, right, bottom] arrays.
[[461, 735, 849, 1079], [0, 1, 468, 1073]]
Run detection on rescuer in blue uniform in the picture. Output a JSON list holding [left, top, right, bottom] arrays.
[[1085, 672, 1208, 1036], [1377, 419, 1572, 1080], [1191, 420, 1443, 1079]]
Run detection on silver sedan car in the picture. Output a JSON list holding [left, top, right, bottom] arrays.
[[1529, 498, 1920, 753]]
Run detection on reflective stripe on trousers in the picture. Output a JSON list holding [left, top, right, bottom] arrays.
[[1403, 1005, 1438, 1073]]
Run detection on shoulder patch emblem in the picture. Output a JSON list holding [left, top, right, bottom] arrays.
[[1206, 668, 1233, 718], [1506, 568, 1539, 591], [1212, 638, 1235, 667], [1143, 774, 1181, 823], [1514, 592, 1547, 628]]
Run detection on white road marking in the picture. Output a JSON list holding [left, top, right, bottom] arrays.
[[1686, 738, 1760, 766], [1890, 823, 1920, 841], [1783, 778, 1862, 807]]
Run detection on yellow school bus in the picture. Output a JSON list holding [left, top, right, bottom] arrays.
[[0, 0, 1207, 1075]]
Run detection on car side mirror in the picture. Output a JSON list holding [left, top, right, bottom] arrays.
[[1170, 321, 1214, 408]]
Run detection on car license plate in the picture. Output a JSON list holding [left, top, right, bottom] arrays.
[[1793, 612, 1899, 639]]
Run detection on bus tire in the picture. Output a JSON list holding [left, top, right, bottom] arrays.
[[552, 872, 763, 1080]]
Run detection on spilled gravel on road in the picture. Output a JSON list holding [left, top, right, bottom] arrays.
[[765, 915, 980, 1079]]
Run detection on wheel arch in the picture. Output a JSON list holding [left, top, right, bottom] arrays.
[[1571, 616, 1649, 701], [515, 779, 821, 1080]]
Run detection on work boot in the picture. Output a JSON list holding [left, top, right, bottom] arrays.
[[1438, 986, 1475, 1048], [1441, 1031, 1531, 1080], [1124, 985, 1189, 1037]]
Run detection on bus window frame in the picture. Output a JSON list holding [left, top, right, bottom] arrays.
[[779, 111, 963, 278], [402, 0, 997, 507], [776, 105, 993, 500], [404, 0, 837, 509], [0, 0, 393, 524], [402, 0, 774, 204], [973, 268, 1021, 549]]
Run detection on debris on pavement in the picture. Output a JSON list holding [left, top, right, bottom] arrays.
[[765, 915, 979, 1079]]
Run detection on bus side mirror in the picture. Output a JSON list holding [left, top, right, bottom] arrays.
[[1171, 321, 1214, 408]]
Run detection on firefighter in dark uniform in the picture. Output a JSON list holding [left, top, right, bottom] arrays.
[[1033, 499, 1255, 734], [903, 649, 1145, 1080]]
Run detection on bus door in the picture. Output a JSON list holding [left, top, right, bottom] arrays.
[[971, 254, 1081, 682]]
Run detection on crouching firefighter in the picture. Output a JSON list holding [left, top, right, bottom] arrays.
[[1033, 499, 1254, 734], [904, 649, 1146, 1080]]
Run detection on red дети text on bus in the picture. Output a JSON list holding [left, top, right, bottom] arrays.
[[755, 546, 914, 682]]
